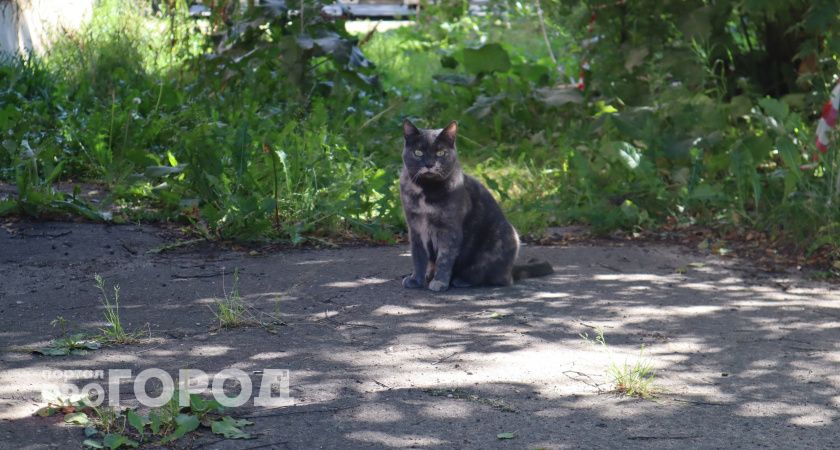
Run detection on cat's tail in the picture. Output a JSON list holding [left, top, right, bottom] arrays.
[[512, 258, 554, 281]]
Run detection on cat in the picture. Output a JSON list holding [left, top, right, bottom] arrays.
[[399, 119, 553, 292]]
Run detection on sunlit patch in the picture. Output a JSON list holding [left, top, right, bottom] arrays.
[[349, 403, 404, 423], [418, 401, 474, 419], [188, 345, 231, 357], [424, 318, 466, 331], [593, 274, 673, 283], [325, 277, 390, 288], [250, 352, 288, 360], [346, 430, 447, 447], [790, 411, 835, 427], [532, 291, 569, 299], [295, 259, 342, 265], [372, 305, 425, 316]]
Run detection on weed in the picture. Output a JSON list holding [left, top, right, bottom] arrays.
[[94, 274, 142, 344], [210, 269, 285, 331], [34, 316, 100, 356], [212, 269, 247, 328], [3, 0, 840, 264], [579, 326, 606, 346], [86, 403, 126, 435], [608, 346, 657, 399], [582, 327, 657, 399], [39, 389, 253, 448]]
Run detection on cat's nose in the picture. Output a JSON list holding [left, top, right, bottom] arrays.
[[424, 160, 435, 169]]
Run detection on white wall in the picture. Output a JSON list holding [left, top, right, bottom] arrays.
[[0, 0, 95, 56]]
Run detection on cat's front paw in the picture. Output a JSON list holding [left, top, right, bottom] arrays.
[[402, 276, 424, 289], [428, 280, 449, 292]]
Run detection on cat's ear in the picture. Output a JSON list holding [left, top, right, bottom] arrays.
[[403, 119, 420, 140], [436, 121, 457, 146]]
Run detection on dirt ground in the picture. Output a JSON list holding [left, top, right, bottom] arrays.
[[2, 220, 840, 449]]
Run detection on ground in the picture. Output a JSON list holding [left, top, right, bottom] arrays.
[[1, 221, 839, 449]]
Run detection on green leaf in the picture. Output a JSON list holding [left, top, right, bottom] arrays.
[[160, 414, 200, 443], [35, 406, 59, 417], [81, 340, 102, 350], [440, 55, 458, 68], [0, 199, 16, 216], [126, 410, 148, 438], [497, 431, 516, 440], [210, 416, 254, 439], [84, 426, 99, 437], [44, 161, 65, 184], [758, 97, 789, 123], [34, 346, 70, 356], [103, 433, 139, 449], [462, 43, 511, 74], [144, 165, 185, 178], [64, 412, 90, 425], [189, 394, 222, 415], [82, 439, 104, 449], [148, 411, 162, 435]]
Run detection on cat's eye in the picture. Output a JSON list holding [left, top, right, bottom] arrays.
[[413, 150, 423, 157], [436, 150, 446, 157]]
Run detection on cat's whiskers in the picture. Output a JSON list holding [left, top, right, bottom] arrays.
[[410, 169, 424, 185]]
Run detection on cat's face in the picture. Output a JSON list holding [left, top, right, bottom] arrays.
[[402, 120, 458, 182]]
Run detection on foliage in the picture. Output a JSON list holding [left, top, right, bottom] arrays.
[[213, 268, 247, 328], [2, 0, 840, 258], [39, 390, 252, 448], [94, 274, 141, 344], [34, 316, 101, 356], [582, 326, 657, 398]]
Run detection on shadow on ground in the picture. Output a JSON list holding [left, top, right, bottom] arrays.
[[1, 221, 838, 449]]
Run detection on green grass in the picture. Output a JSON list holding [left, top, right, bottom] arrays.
[[2, 0, 840, 263], [609, 346, 657, 399], [94, 274, 142, 344], [212, 269, 247, 328], [42, 389, 254, 447], [582, 327, 658, 399]]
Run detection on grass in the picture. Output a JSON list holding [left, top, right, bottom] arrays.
[[581, 327, 658, 399], [94, 274, 143, 344], [210, 268, 285, 331], [34, 316, 101, 356], [212, 269, 248, 328], [608, 346, 657, 399], [42, 389, 254, 447], [2, 0, 839, 268]]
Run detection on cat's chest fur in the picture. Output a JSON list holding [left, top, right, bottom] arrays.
[[399, 169, 463, 249]]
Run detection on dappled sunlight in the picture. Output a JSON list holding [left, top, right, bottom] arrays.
[[532, 291, 571, 299], [5, 236, 840, 444], [372, 304, 426, 316], [295, 259, 344, 266], [418, 401, 475, 419], [187, 345, 232, 357], [346, 430, 448, 447], [423, 317, 470, 331], [736, 402, 838, 425], [593, 273, 676, 283], [325, 277, 391, 288], [348, 403, 405, 423], [249, 351, 290, 360]]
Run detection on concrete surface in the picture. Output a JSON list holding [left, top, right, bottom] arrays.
[[1, 221, 839, 449]]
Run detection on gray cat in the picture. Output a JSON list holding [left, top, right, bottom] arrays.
[[399, 119, 553, 292]]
